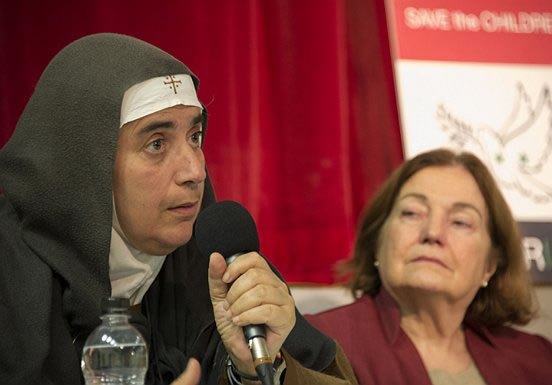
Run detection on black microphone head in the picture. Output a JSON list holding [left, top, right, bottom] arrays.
[[195, 200, 260, 258]]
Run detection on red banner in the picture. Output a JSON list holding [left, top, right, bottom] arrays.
[[387, 0, 552, 64]]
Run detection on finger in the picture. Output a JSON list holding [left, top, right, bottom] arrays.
[[227, 281, 291, 315], [232, 303, 296, 331], [208, 252, 229, 301], [208, 252, 248, 357], [225, 265, 287, 305], [171, 357, 201, 385], [222, 252, 271, 283]]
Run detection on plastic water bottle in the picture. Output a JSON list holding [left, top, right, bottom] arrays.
[[81, 297, 148, 385]]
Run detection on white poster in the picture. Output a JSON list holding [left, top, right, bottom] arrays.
[[386, 0, 552, 281]]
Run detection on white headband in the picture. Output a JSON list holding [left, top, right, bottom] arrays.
[[120, 74, 202, 127]]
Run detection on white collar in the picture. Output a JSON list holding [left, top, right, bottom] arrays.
[[109, 202, 166, 305]]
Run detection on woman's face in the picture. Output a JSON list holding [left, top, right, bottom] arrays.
[[377, 165, 496, 308]]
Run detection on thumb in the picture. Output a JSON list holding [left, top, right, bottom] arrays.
[[171, 357, 201, 385], [208, 252, 229, 301]]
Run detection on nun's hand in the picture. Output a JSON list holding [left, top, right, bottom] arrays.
[[171, 358, 201, 385], [208, 252, 296, 378]]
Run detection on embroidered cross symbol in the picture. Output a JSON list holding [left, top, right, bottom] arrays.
[[163, 75, 182, 94]]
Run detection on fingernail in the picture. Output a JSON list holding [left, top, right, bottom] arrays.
[[222, 300, 229, 310], [232, 315, 241, 324]]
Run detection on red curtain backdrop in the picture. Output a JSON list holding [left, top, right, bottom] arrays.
[[0, 0, 403, 284]]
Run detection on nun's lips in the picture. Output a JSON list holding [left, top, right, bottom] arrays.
[[168, 201, 199, 218]]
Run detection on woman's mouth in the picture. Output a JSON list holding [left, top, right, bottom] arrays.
[[412, 256, 449, 270]]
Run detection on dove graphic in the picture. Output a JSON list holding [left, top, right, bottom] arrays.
[[437, 83, 552, 203]]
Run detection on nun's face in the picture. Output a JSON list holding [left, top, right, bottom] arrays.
[[113, 105, 205, 255]]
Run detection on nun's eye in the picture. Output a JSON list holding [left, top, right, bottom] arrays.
[[189, 131, 204, 147], [146, 138, 165, 152]]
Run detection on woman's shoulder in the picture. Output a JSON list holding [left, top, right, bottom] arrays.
[[492, 325, 552, 350], [467, 323, 552, 381], [470, 321, 552, 356]]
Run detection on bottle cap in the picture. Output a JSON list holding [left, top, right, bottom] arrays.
[[101, 297, 130, 313]]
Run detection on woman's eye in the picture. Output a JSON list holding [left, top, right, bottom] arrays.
[[400, 209, 418, 217], [452, 219, 472, 228], [398, 204, 427, 222]]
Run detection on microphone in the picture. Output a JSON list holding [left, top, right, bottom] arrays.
[[195, 200, 274, 385]]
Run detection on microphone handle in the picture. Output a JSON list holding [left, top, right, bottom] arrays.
[[226, 254, 274, 385], [246, 328, 274, 385]]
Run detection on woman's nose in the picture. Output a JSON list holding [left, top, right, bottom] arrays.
[[420, 213, 445, 246]]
